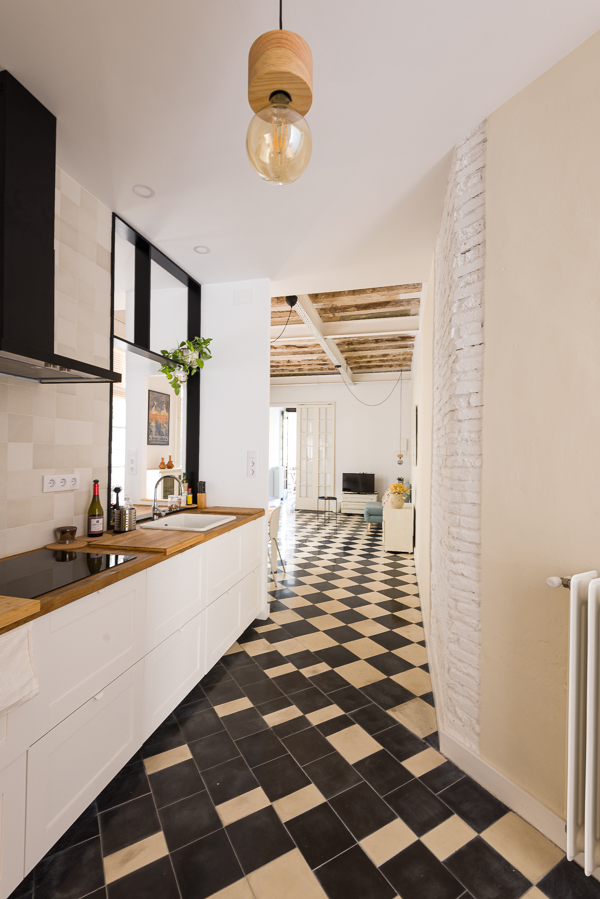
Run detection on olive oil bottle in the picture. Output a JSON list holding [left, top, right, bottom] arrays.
[[87, 479, 104, 537]]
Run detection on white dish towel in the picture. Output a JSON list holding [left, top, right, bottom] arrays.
[[0, 623, 39, 717]]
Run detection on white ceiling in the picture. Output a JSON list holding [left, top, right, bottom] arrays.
[[1, 1, 599, 295]]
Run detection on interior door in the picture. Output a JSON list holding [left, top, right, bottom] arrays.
[[295, 404, 335, 511]]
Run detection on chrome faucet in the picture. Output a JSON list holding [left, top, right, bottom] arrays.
[[152, 475, 184, 520]]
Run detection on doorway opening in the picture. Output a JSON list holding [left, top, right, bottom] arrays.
[[269, 406, 297, 508]]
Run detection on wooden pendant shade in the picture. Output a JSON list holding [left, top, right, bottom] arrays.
[[248, 30, 313, 116]]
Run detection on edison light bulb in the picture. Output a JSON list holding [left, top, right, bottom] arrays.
[[246, 91, 312, 185]]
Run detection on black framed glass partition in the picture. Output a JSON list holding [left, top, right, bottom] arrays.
[[109, 215, 201, 511]]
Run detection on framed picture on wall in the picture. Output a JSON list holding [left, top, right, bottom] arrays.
[[147, 390, 170, 445]]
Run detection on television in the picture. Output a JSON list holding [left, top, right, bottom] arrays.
[[343, 473, 375, 494]]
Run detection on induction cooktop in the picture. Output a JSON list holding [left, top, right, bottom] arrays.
[[0, 549, 136, 599]]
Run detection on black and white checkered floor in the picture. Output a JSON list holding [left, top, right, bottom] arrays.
[[11, 507, 600, 899]]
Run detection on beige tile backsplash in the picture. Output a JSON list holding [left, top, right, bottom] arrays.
[[0, 167, 112, 558]]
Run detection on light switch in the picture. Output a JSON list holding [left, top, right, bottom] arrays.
[[247, 449, 258, 478]]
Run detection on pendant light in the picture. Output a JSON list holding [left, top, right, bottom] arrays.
[[397, 376, 404, 466], [246, 0, 313, 185]]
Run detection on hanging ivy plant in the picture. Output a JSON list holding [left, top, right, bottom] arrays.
[[158, 336, 212, 396]]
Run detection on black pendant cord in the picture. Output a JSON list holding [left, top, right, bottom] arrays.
[[338, 369, 407, 407], [271, 307, 292, 343], [279, 0, 283, 29]]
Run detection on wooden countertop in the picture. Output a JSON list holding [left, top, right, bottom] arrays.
[[0, 506, 264, 637]]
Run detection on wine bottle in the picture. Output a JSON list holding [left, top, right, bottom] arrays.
[[87, 479, 104, 537]]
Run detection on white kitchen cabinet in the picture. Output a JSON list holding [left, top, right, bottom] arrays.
[[242, 518, 264, 574], [28, 572, 146, 741], [0, 753, 27, 899], [144, 544, 202, 651], [383, 504, 414, 553], [25, 661, 143, 872], [142, 610, 206, 739], [202, 526, 244, 605], [0, 698, 33, 773], [205, 566, 261, 671]]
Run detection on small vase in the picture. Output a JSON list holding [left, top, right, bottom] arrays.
[[166, 455, 174, 469], [390, 495, 404, 509], [159, 458, 166, 470]]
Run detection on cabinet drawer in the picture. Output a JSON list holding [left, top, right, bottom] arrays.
[[0, 694, 33, 772], [242, 518, 264, 575], [26, 661, 143, 871], [205, 567, 262, 672], [145, 545, 202, 651], [0, 754, 26, 899], [203, 527, 243, 605], [29, 572, 146, 740], [142, 610, 206, 740]]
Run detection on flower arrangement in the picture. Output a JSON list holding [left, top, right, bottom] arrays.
[[389, 482, 410, 497]]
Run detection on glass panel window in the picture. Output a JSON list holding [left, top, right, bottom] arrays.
[[150, 261, 188, 357], [113, 233, 135, 342]]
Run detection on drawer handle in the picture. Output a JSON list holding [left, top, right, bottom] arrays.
[[178, 627, 185, 633], [94, 691, 104, 701], [97, 589, 105, 595]]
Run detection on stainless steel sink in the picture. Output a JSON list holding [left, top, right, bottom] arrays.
[[140, 513, 236, 532]]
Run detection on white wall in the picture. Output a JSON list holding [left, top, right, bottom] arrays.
[[270, 378, 412, 500], [269, 407, 283, 469], [200, 279, 270, 509]]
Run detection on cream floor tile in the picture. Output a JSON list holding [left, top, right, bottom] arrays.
[[282, 596, 312, 609], [388, 698, 438, 737], [336, 569, 362, 578], [349, 618, 388, 637], [270, 610, 303, 624], [397, 624, 426, 643], [224, 642, 243, 655], [399, 575, 418, 584], [297, 631, 337, 652], [397, 608, 423, 623], [522, 890, 547, 899], [241, 639, 273, 656], [361, 582, 390, 592], [402, 747, 445, 776], [263, 705, 302, 727], [266, 663, 297, 678], [356, 603, 389, 619], [360, 819, 416, 866], [345, 637, 388, 660], [305, 567, 329, 575], [482, 812, 564, 882], [307, 704, 344, 725], [298, 576, 324, 585], [215, 697, 253, 718], [399, 584, 420, 595], [394, 643, 429, 666], [422, 815, 476, 860], [276, 638, 308, 656], [326, 723, 381, 763], [273, 784, 325, 822], [217, 787, 271, 826], [104, 832, 168, 884], [300, 662, 331, 678], [326, 579, 356, 589], [248, 848, 328, 899], [143, 744, 192, 774], [323, 588, 353, 600], [310, 614, 343, 631], [208, 880, 255, 899], [391, 668, 432, 696], [316, 599, 349, 613], [337, 660, 387, 689], [291, 585, 319, 596], [255, 623, 280, 633], [398, 595, 421, 608]]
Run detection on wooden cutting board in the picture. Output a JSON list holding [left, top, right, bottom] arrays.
[[0, 596, 40, 629], [92, 528, 205, 555]]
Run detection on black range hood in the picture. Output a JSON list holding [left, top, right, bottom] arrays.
[[0, 71, 120, 385]]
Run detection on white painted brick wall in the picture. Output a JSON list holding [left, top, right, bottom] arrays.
[[430, 121, 486, 751]]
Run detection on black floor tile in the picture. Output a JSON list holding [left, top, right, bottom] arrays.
[[255, 695, 294, 717], [370, 630, 413, 651], [381, 841, 464, 899], [107, 855, 179, 899], [317, 713, 355, 736], [270, 670, 311, 695], [295, 605, 329, 619], [230, 663, 270, 687], [272, 713, 312, 739], [140, 714, 186, 758], [286, 649, 323, 669], [354, 749, 413, 796], [420, 761, 465, 794], [334, 609, 370, 624], [46, 800, 99, 856], [360, 677, 415, 710], [538, 857, 600, 898], [283, 726, 336, 765], [158, 790, 222, 851], [309, 670, 349, 694], [292, 686, 336, 715], [189, 729, 240, 771], [386, 778, 453, 835], [200, 663, 231, 686], [226, 806, 295, 874], [349, 703, 396, 736], [285, 802, 355, 869], [221, 650, 256, 670], [282, 619, 319, 637], [421, 691, 436, 707], [445, 836, 531, 899], [375, 723, 427, 761], [236, 728, 288, 767], [328, 684, 371, 712], [316, 645, 359, 668], [329, 781, 396, 840], [202, 678, 246, 705], [171, 828, 243, 899], [253, 752, 312, 800], [202, 756, 258, 805], [265, 627, 294, 643], [368, 652, 414, 677], [99, 792, 161, 856], [34, 836, 105, 899], [7, 870, 33, 899], [222, 707, 270, 740], [149, 758, 205, 808], [328, 625, 367, 644], [177, 707, 224, 742], [304, 750, 362, 799], [316, 845, 396, 899], [96, 758, 150, 812], [426, 731, 441, 750], [254, 649, 288, 670], [440, 776, 508, 832]]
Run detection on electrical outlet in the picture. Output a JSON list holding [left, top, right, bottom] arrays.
[[43, 474, 80, 493], [127, 449, 138, 476], [247, 449, 258, 478]]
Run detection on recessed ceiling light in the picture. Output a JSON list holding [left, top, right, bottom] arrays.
[[194, 245, 210, 254], [132, 184, 155, 198]]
